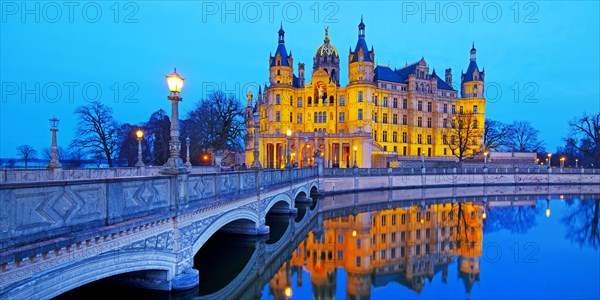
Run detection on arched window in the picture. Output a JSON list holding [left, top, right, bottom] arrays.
[[277, 70, 280, 75], [314, 112, 318, 122], [318, 112, 323, 123], [308, 97, 312, 105], [323, 112, 327, 122], [329, 95, 334, 104]]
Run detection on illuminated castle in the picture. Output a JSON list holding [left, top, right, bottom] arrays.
[[246, 18, 486, 168]]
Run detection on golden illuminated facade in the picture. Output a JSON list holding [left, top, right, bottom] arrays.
[[246, 18, 486, 168], [270, 202, 484, 298]]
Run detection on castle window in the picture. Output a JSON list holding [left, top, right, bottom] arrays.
[[382, 131, 388, 142], [417, 117, 423, 127], [427, 135, 432, 144], [473, 120, 478, 129], [277, 60, 281, 66], [314, 112, 318, 123], [358, 109, 363, 120], [427, 118, 432, 128], [402, 132, 408, 143], [383, 113, 388, 124], [383, 97, 388, 107], [443, 118, 448, 128], [443, 103, 448, 113], [290, 112, 293, 122], [427, 102, 432, 112], [460, 106, 464, 114], [308, 97, 312, 105], [290, 96, 293, 106], [358, 91, 363, 102], [277, 70, 280, 75], [393, 114, 398, 124], [275, 111, 280, 122], [443, 135, 448, 144], [359, 55, 364, 62], [297, 97, 303, 107], [276, 94, 280, 105], [339, 112, 345, 122], [393, 131, 398, 143], [297, 113, 303, 124], [402, 115, 408, 125], [452, 104, 456, 114], [418, 134, 422, 144], [323, 112, 327, 122], [340, 96, 345, 106], [473, 105, 478, 114], [373, 112, 378, 123], [418, 101, 423, 111], [374, 130, 378, 141], [402, 99, 407, 109], [329, 96, 334, 105], [393, 98, 398, 108], [373, 95, 378, 106]]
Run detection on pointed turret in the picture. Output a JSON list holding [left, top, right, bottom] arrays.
[[269, 24, 294, 85], [348, 16, 375, 83]]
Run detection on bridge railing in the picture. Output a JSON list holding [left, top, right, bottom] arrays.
[[0, 167, 163, 183], [323, 167, 599, 177]]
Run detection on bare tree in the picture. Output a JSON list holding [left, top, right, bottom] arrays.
[[565, 113, 600, 166], [186, 91, 246, 160], [16, 144, 37, 168], [443, 112, 483, 161], [145, 109, 171, 165], [483, 119, 510, 152], [70, 101, 120, 167], [505, 121, 544, 152]]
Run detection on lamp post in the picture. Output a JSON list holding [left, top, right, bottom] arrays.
[[162, 68, 188, 174], [547, 153, 552, 169], [353, 146, 358, 168], [251, 111, 262, 169], [421, 150, 425, 169], [47, 117, 62, 169], [185, 136, 192, 169], [135, 129, 145, 167], [560, 157, 565, 170], [286, 128, 292, 169], [575, 158, 579, 168]]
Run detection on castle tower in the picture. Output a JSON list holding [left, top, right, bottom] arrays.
[[269, 24, 294, 85], [461, 43, 484, 98], [348, 16, 375, 83], [445, 68, 453, 87], [313, 26, 340, 85]]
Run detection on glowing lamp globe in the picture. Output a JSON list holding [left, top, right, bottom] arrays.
[[166, 68, 184, 93], [136, 129, 144, 139]]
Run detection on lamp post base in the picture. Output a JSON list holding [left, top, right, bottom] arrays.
[[135, 160, 145, 167], [47, 160, 62, 169], [161, 157, 189, 174], [251, 160, 262, 170]]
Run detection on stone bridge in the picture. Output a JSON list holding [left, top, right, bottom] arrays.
[[0, 168, 319, 300]]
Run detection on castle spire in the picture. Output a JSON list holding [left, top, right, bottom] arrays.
[[278, 23, 285, 44], [358, 16, 365, 38], [470, 42, 477, 61]]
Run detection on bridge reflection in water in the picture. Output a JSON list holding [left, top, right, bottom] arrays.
[[55, 185, 600, 300]]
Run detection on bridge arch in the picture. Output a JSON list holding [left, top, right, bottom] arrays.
[[264, 193, 293, 215], [9, 250, 176, 300], [192, 207, 260, 255]]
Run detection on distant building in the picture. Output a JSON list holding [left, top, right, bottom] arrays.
[[246, 18, 486, 168]]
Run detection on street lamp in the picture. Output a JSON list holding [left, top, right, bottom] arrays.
[[560, 157, 565, 169], [575, 158, 579, 168], [185, 136, 192, 169], [353, 146, 358, 168], [162, 68, 188, 174], [286, 128, 292, 169], [47, 117, 62, 169], [135, 129, 145, 167], [421, 150, 425, 168], [547, 153, 552, 169], [483, 151, 488, 166], [251, 111, 262, 169]]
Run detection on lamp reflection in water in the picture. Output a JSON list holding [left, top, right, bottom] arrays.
[[546, 198, 551, 218]]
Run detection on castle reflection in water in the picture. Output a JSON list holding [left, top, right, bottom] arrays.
[[269, 202, 484, 299]]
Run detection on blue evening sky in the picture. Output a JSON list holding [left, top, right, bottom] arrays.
[[1, 1, 599, 158]]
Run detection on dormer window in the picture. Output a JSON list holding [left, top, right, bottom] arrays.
[[277, 60, 281, 66], [359, 55, 364, 62]]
